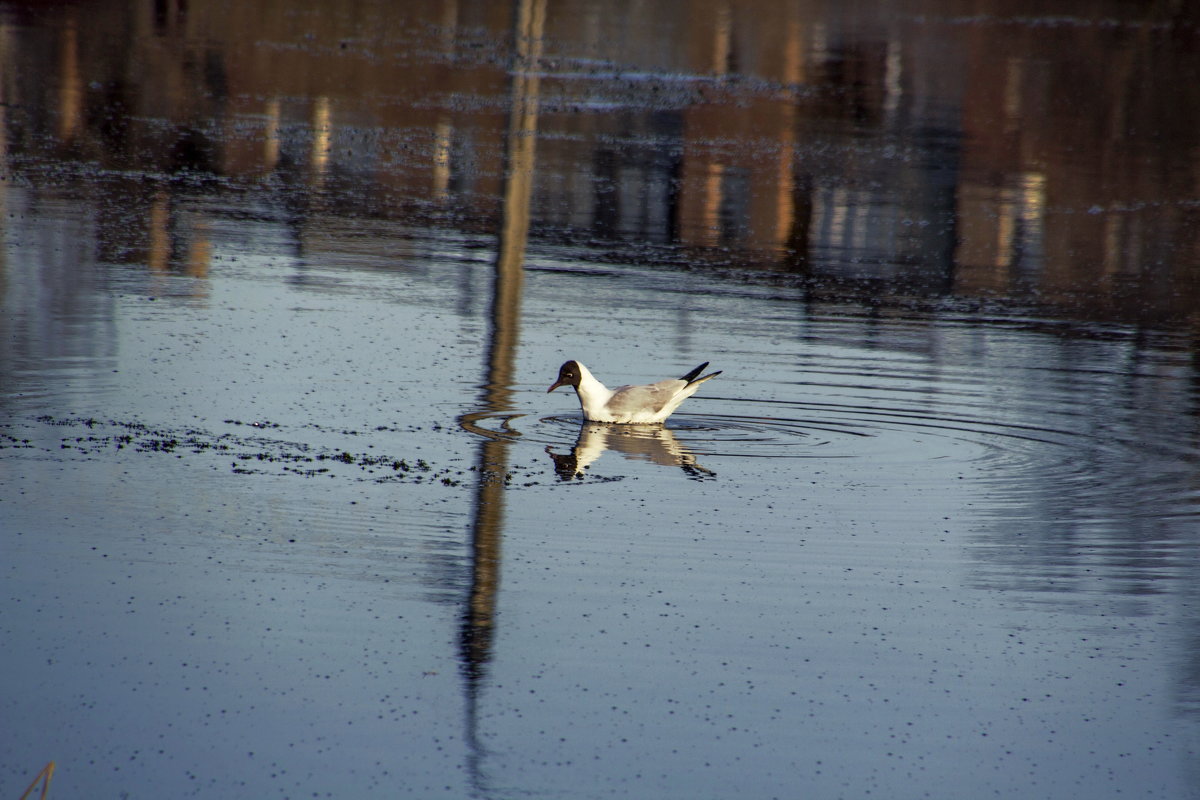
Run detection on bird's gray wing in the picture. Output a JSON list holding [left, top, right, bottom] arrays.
[[604, 379, 685, 416]]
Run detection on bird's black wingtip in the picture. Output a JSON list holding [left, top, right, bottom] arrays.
[[680, 362, 710, 382]]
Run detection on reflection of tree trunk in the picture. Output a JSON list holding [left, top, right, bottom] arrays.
[[459, 0, 545, 793]]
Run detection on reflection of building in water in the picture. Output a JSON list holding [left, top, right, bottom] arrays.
[[526, 4, 965, 293], [2, 0, 1199, 325], [957, 172, 1046, 287], [952, 14, 1200, 324]]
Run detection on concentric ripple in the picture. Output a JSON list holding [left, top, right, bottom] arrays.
[[459, 390, 1200, 520], [461, 409, 835, 457], [460, 401, 1074, 461]]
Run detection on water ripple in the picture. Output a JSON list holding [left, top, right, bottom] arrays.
[[462, 398, 1082, 462], [461, 397, 1200, 522]]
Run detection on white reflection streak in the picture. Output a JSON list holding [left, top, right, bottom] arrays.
[[702, 162, 725, 245], [1018, 172, 1046, 266], [433, 0, 457, 203], [433, 117, 452, 202], [827, 187, 849, 253], [884, 38, 902, 121], [311, 96, 332, 182], [995, 172, 1046, 270]]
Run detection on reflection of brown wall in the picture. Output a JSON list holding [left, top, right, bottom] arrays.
[[5, 0, 1199, 323], [955, 9, 1200, 324]]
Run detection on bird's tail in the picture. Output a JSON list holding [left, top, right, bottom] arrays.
[[680, 362, 722, 386]]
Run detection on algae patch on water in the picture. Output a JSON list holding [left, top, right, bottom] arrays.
[[8, 416, 484, 486]]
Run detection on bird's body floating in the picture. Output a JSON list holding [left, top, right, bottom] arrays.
[[547, 361, 721, 424]]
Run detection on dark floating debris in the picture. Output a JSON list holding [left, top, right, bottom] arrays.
[[8, 416, 550, 488]]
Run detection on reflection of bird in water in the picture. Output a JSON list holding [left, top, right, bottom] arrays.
[[547, 361, 721, 423], [546, 422, 715, 480]]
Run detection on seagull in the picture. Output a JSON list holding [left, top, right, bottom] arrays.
[[547, 361, 721, 424]]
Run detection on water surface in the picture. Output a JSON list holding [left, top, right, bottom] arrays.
[[3, 2, 1200, 798]]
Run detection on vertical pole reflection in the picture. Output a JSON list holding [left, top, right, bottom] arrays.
[[459, 0, 545, 792]]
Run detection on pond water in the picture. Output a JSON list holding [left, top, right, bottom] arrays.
[[3, 1, 1200, 798]]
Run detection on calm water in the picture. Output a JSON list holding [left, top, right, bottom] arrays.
[[3, 1, 1200, 798]]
